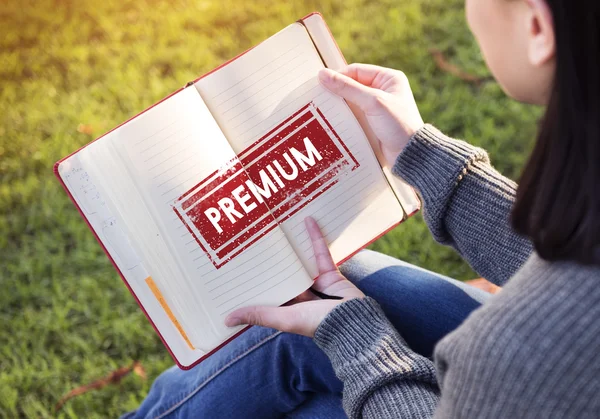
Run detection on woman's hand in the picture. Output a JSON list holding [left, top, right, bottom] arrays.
[[224, 217, 365, 337], [318, 64, 424, 167]]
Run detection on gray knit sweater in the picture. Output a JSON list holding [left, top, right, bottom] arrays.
[[313, 125, 600, 418]]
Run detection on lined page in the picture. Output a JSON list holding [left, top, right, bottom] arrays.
[[90, 87, 311, 352], [195, 23, 404, 277], [70, 150, 204, 366]]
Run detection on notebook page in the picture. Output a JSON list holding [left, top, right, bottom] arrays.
[[58, 152, 205, 366], [105, 87, 311, 350], [195, 23, 404, 278], [78, 89, 218, 351], [57, 153, 204, 367]]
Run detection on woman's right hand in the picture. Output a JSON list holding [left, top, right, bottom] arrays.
[[318, 64, 424, 167]]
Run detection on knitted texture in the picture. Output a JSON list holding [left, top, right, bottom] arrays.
[[314, 297, 440, 418], [314, 125, 600, 418], [393, 125, 532, 285]]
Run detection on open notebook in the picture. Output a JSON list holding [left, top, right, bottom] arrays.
[[54, 12, 420, 369]]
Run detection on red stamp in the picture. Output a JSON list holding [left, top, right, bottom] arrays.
[[173, 103, 359, 268]]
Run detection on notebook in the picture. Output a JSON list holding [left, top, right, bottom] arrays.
[[54, 12, 420, 369]]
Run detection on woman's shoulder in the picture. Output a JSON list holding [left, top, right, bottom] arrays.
[[434, 253, 600, 417]]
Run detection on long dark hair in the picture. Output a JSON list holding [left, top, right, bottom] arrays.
[[511, 0, 600, 265]]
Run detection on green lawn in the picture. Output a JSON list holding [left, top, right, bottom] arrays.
[[0, 0, 540, 416]]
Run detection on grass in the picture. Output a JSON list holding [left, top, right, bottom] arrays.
[[0, 0, 541, 416]]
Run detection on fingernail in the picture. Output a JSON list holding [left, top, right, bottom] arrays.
[[224, 316, 241, 327], [318, 68, 335, 86]]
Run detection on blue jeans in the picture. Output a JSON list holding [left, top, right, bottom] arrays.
[[124, 250, 490, 418]]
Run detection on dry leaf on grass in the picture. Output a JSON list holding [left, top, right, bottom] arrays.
[[55, 360, 146, 412], [77, 123, 94, 135], [465, 278, 502, 294], [429, 48, 489, 85]]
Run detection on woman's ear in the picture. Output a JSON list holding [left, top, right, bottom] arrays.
[[526, 0, 556, 67]]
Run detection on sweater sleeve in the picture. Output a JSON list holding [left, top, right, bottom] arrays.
[[314, 297, 440, 418], [392, 125, 533, 286]]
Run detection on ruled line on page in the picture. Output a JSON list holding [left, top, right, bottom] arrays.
[[218, 267, 304, 316], [185, 221, 299, 290], [334, 126, 350, 136], [322, 110, 341, 121], [209, 247, 296, 296], [233, 90, 333, 150], [143, 133, 192, 163], [152, 148, 204, 180], [301, 198, 382, 263], [298, 187, 381, 254], [210, 44, 304, 103], [233, 80, 332, 137], [217, 55, 308, 114], [138, 126, 186, 154], [220, 59, 312, 119], [221, 60, 313, 120], [160, 169, 207, 199], [288, 169, 374, 230], [230, 85, 326, 142], [215, 49, 304, 107], [229, 78, 321, 131], [191, 251, 212, 264], [132, 118, 182, 147], [202, 232, 290, 283], [216, 265, 304, 313], [147, 138, 197, 170], [323, 186, 379, 232], [287, 174, 376, 248], [295, 188, 375, 243], [156, 155, 206, 187], [195, 258, 212, 269]]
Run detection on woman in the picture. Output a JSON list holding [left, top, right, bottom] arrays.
[[127, 0, 599, 417]]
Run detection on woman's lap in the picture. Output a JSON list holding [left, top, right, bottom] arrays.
[[124, 328, 340, 419], [125, 250, 489, 419], [341, 250, 489, 357]]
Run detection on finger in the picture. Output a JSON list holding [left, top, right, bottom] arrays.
[[318, 68, 379, 111], [304, 217, 337, 274], [339, 63, 398, 89], [224, 304, 320, 337], [338, 63, 408, 94], [225, 305, 288, 329], [225, 300, 342, 337]]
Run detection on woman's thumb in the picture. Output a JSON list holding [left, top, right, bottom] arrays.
[[318, 68, 377, 110]]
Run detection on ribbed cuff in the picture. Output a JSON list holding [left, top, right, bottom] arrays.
[[314, 297, 439, 416], [314, 297, 404, 363], [391, 125, 490, 244], [392, 124, 490, 207]]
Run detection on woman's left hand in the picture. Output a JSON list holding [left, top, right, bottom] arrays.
[[224, 217, 365, 337]]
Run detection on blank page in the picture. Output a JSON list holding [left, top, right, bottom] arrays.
[[195, 23, 404, 277]]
